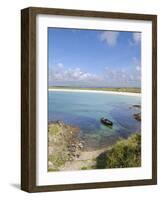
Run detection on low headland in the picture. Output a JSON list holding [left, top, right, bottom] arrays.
[[49, 86, 141, 96]]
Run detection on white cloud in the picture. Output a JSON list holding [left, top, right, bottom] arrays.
[[57, 63, 64, 68], [132, 57, 141, 72], [49, 62, 141, 87], [104, 67, 128, 83], [129, 32, 141, 46], [136, 65, 141, 71], [104, 64, 141, 87], [100, 31, 119, 47], [49, 64, 100, 85], [133, 32, 141, 43]]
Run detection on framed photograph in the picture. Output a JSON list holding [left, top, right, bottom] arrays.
[[21, 7, 157, 192]]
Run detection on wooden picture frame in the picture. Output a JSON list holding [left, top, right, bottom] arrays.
[[21, 7, 157, 192]]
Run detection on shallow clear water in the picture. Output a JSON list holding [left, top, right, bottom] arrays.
[[48, 91, 141, 150]]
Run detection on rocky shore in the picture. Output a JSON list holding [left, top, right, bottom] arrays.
[[48, 108, 141, 171], [48, 121, 84, 171], [133, 112, 141, 121], [129, 104, 141, 121]]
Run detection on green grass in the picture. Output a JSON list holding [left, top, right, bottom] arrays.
[[96, 134, 141, 169], [49, 124, 61, 136], [48, 168, 59, 172], [49, 86, 141, 93], [81, 166, 88, 170], [48, 152, 69, 169]]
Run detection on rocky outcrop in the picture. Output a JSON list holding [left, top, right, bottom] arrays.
[[132, 104, 141, 108], [133, 112, 141, 121], [48, 121, 84, 171], [129, 104, 141, 121]]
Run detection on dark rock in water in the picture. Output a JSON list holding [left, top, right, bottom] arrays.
[[130, 105, 141, 121], [132, 104, 141, 108], [133, 112, 141, 121], [57, 120, 63, 126]]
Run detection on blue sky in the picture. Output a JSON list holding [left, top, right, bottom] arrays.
[[48, 28, 141, 87]]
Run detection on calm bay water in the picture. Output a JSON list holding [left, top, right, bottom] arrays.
[[48, 91, 141, 150]]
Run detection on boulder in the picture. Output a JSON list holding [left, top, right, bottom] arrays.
[[133, 112, 141, 121]]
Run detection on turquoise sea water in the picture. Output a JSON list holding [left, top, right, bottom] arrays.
[[48, 91, 141, 150]]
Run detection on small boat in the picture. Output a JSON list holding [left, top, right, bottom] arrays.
[[100, 117, 113, 126]]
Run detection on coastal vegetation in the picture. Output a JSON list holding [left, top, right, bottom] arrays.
[[48, 121, 84, 171], [96, 133, 141, 169], [49, 86, 141, 93], [48, 121, 141, 171]]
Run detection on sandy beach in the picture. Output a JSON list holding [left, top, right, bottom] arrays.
[[48, 88, 141, 97]]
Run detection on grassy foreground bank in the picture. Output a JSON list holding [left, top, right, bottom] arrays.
[[96, 133, 141, 169]]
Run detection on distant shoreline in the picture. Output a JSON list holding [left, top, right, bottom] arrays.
[[48, 88, 141, 97]]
